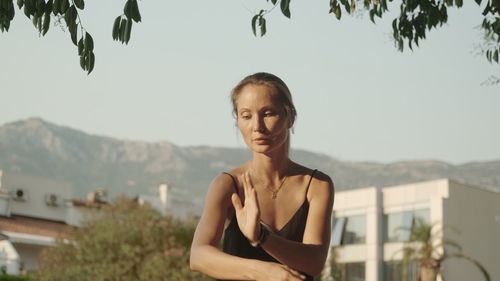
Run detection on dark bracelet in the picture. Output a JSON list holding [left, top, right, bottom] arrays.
[[252, 222, 270, 248]]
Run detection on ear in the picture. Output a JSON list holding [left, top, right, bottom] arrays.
[[287, 116, 294, 129]]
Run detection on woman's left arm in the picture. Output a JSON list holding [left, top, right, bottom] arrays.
[[260, 173, 335, 276]]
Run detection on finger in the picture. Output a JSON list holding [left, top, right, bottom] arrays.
[[231, 193, 243, 211], [245, 171, 254, 188], [244, 172, 253, 196], [240, 173, 248, 201], [243, 173, 250, 200]]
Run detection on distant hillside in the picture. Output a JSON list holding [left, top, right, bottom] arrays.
[[1, 118, 499, 211]]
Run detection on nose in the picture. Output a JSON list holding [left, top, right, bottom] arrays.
[[252, 115, 265, 133]]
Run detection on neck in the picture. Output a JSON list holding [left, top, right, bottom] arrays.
[[249, 147, 290, 184]]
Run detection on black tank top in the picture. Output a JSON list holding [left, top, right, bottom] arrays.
[[219, 170, 317, 281]]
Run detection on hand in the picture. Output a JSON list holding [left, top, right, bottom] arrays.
[[231, 172, 261, 245], [254, 261, 306, 281]]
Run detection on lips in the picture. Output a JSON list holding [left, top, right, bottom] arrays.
[[253, 137, 270, 143]]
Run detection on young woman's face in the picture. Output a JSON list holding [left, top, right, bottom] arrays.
[[235, 84, 289, 155]]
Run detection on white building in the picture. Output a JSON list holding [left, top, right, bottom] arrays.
[[326, 179, 500, 281], [0, 171, 175, 275], [0, 171, 76, 274]]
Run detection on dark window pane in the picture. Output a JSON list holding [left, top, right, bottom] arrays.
[[384, 209, 430, 242], [384, 212, 403, 242], [331, 217, 346, 246], [342, 215, 366, 245]]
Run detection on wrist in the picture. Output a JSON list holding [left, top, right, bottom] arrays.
[[250, 222, 270, 247], [249, 223, 262, 247]]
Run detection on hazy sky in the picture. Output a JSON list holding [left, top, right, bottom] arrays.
[[1, 1, 499, 164]]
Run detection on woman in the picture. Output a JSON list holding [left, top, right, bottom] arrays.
[[190, 72, 334, 281]]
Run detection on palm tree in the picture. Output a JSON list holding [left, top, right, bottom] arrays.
[[397, 218, 490, 281]]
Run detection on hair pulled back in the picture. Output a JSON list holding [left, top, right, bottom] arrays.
[[230, 72, 297, 128]]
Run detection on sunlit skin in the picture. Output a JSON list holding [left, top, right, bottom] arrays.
[[236, 84, 290, 157], [190, 82, 335, 281]]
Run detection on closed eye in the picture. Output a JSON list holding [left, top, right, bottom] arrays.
[[263, 111, 277, 117], [240, 113, 251, 120]]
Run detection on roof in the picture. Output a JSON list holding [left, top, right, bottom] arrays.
[[0, 215, 73, 239]]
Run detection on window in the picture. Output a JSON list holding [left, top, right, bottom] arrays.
[[331, 215, 366, 246], [331, 262, 365, 281], [384, 261, 419, 281], [384, 209, 430, 242]]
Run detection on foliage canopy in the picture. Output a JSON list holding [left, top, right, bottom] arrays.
[[34, 197, 209, 281], [0, 0, 499, 74]]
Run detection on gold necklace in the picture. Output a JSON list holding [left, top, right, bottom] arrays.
[[267, 175, 288, 199], [249, 167, 289, 200]]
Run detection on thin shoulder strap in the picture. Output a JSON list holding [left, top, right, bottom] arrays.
[[222, 172, 239, 194], [305, 169, 318, 194]]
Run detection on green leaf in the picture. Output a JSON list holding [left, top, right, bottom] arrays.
[[35, 0, 44, 16], [37, 14, 42, 33], [124, 18, 132, 44], [69, 20, 77, 45], [60, 0, 68, 13], [84, 32, 93, 51], [24, 4, 30, 18], [281, 0, 291, 18], [80, 53, 86, 70], [454, 0, 463, 8], [124, 0, 132, 19], [119, 18, 127, 42], [42, 11, 50, 35], [87, 51, 95, 74], [17, 0, 24, 9], [259, 16, 266, 36], [78, 37, 84, 55], [329, 0, 337, 13], [131, 0, 141, 22], [335, 6, 341, 20], [342, 0, 351, 14], [112, 16, 121, 40], [7, 1, 15, 20], [74, 0, 83, 9], [251, 14, 258, 36], [474, 0, 481, 4], [52, 0, 60, 14], [483, 2, 491, 15], [32, 14, 38, 27], [45, 0, 52, 14], [271, 0, 277, 4], [494, 50, 499, 63]]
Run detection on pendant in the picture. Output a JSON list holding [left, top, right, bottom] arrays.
[[271, 192, 277, 199]]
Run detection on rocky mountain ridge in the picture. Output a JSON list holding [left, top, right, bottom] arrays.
[[1, 118, 499, 211]]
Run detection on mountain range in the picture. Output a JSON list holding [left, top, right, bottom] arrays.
[[1, 118, 499, 212]]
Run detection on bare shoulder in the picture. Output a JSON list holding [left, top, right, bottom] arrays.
[[207, 172, 238, 198], [312, 170, 334, 189], [291, 162, 334, 203], [291, 163, 334, 190]]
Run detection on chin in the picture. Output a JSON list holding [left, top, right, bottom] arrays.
[[249, 143, 285, 155]]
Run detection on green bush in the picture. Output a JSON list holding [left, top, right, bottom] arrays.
[[0, 274, 31, 281], [34, 197, 210, 281]]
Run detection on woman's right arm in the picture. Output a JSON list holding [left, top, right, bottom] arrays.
[[190, 173, 258, 280], [189, 174, 305, 281]]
